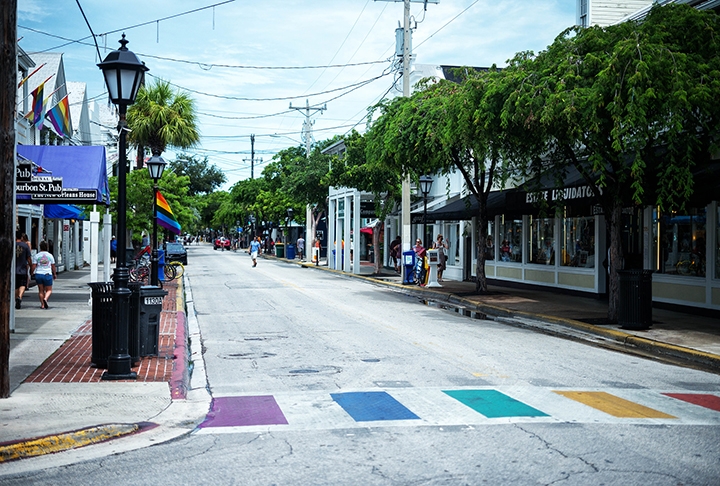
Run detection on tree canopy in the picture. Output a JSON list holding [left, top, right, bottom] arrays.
[[127, 79, 200, 157], [170, 153, 226, 196]]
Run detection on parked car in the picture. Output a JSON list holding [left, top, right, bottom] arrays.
[[214, 237, 231, 250], [164, 241, 188, 265]]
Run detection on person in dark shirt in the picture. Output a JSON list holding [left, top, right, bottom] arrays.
[[15, 230, 32, 309]]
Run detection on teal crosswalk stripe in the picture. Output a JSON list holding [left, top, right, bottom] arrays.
[[444, 389, 549, 418]]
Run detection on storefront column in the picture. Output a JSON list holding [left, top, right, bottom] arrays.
[[352, 192, 361, 274], [103, 211, 112, 282], [73, 220, 81, 269], [328, 197, 336, 269], [343, 195, 351, 273]]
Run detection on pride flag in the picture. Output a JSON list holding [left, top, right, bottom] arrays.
[[25, 75, 54, 130], [156, 191, 181, 235], [46, 95, 71, 138]]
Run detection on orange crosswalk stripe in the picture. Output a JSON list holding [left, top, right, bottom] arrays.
[[554, 391, 676, 419]]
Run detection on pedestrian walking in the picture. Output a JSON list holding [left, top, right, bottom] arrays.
[[110, 235, 117, 263], [32, 240, 57, 309], [432, 234, 449, 281], [389, 235, 401, 272], [250, 236, 262, 267], [15, 230, 32, 309], [296, 235, 305, 260]]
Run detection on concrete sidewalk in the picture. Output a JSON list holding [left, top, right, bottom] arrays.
[[0, 266, 209, 475]]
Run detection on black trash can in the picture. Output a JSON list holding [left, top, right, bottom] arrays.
[[128, 282, 142, 365], [88, 282, 113, 368], [617, 269, 653, 330], [139, 286, 168, 356]]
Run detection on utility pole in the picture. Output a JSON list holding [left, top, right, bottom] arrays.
[[289, 99, 326, 158], [1, 0, 18, 398], [375, 0, 438, 251], [242, 134, 262, 179]]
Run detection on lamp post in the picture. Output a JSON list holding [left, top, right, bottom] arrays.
[[146, 155, 166, 287], [97, 34, 148, 380], [419, 175, 433, 248], [286, 208, 294, 245]]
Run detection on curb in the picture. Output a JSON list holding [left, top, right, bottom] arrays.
[[278, 255, 720, 373], [0, 423, 156, 463]]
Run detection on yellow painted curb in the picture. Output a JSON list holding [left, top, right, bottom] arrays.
[[0, 423, 139, 462]]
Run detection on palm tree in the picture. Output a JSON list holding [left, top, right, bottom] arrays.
[[127, 79, 200, 157]]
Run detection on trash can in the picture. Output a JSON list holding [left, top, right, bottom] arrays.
[[128, 282, 141, 365], [157, 249, 165, 282], [275, 243, 285, 258], [88, 282, 114, 369], [402, 250, 416, 285], [286, 244, 295, 260], [617, 269, 653, 330], [138, 286, 168, 356]]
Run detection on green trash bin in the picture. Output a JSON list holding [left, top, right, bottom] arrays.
[[275, 243, 284, 258]]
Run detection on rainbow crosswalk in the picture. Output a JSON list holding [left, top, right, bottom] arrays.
[[196, 387, 720, 433]]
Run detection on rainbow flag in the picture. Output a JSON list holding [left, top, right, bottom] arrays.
[[46, 95, 71, 138], [156, 191, 181, 235], [25, 75, 53, 130]]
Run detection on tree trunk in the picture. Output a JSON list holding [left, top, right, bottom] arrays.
[[1, 0, 18, 398], [607, 201, 623, 323], [475, 210, 488, 293]]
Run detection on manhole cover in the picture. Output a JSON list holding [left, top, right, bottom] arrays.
[[286, 365, 341, 376]]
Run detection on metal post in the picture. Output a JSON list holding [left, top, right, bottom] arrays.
[[151, 181, 159, 286], [423, 193, 428, 249], [103, 105, 136, 380]]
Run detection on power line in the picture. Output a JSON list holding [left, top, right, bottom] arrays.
[[147, 70, 392, 102], [18, 25, 390, 70]]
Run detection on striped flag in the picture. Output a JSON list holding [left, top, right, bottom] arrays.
[[46, 95, 71, 138], [156, 191, 181, 235], [25, 75, 53, 130]]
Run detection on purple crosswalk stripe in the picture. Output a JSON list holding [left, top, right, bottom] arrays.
[[199, 396, 289, 428]]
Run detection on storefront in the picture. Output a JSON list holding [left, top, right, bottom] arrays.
[[425, 167, 720, 312]]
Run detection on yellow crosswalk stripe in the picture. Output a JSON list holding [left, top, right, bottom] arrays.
[[554, 391, 676, 419]]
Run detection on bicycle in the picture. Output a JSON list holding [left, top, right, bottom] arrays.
[[164, 261, 185, 281]]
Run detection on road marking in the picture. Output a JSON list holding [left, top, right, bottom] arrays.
[[444, 389, 549, 418], [554, 391, 676, 419], [331, 391, 420, 422], [199, 396, 288, 428], [664, 393, 720, 412]]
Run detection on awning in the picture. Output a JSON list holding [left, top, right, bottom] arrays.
[[43, 204, 88, 220], [426, 191, 508, 221], [16, 145, 110, 205]]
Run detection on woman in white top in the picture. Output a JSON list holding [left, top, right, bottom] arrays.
[[433, 234, 449, 281], [32, 240, 56, 309]]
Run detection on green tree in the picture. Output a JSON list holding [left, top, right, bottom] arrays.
[[170, 153, 226, 196], [504, 4, 720, 320], [364, 69, 523, 290], [127, 79, 200, 157]]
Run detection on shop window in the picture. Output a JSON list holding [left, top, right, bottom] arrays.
[[562, 216, 595, 268], [485, 220, 495, 261], [657, 208, 706, 277], [499, 217, 522, 262], [529, 217, 555, 265]]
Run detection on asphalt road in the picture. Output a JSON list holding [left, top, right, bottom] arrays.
[[7, 245, 720, 485]]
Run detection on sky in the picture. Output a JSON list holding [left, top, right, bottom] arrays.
[[17, 0, 577, 189]]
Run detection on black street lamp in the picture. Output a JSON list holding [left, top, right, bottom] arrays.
[[146, 155, 166, 287], [419, 175, 433, 248], [97, 34, 148, 380]]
